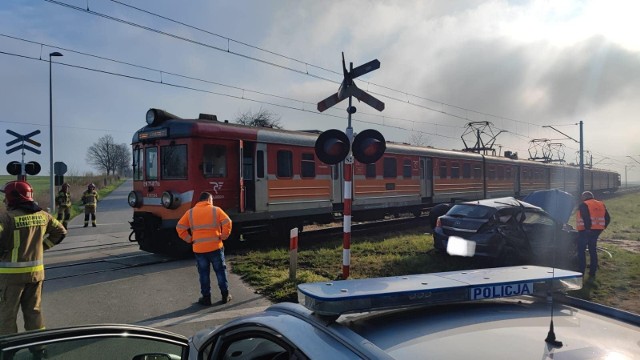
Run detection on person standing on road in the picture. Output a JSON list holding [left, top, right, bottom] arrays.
[[176, 192, 233, 306], [56, 183, 72, 229], [0, 180, 67, 335], [576, 191, 611, 278], [81, 183, 99, 227]]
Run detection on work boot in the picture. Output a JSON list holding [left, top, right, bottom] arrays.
[[92, 222, 97, 227], [221, 291, 232, 304], [83, 223, 88, 228], [198, 295, 212, 306]]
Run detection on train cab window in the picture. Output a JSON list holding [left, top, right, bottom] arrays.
[[161, 144, 187, 180], [383, 157, 397, 178], [277, 150, 293, 178], [145, 147, 158, 181], [366, 163, 376, 178], [203, 145, 227, 178], [463, 163, 471, 179], [403, 159, 412, 178], [473, 165, 482, 179], [451, 162, 460, 179], [301, 153, 315, 178], [133, 147, 143, 181]]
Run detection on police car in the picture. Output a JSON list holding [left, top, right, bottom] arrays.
[[1, 266, 639, 359]]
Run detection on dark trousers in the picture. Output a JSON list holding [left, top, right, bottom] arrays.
[[195, 248, 229, 297], [578, 230, 602, 276]]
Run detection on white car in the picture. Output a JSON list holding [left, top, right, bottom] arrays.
[[2, 266, 638, 360]]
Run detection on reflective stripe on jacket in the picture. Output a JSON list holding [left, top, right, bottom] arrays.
[[0, 208, 67, 283], [82, 190, 99, 206], [576, 199, 607, 231], [56, 191, 71, 207], [176, 201, 232, 253]]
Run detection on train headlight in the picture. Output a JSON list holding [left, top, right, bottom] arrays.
[[161, 191, 181, 209], [146, 108, 181, 126], [128, 191, 143, 208]]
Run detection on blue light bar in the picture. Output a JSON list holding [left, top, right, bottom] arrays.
[[298, 266, 582, 316]]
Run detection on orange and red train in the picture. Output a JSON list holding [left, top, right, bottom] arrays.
[[128, 109, 620, 255]]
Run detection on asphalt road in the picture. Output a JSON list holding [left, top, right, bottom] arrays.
[[20, 179, 272, 337]]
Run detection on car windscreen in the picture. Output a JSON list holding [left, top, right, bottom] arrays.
[[446, 204, 495, 219]]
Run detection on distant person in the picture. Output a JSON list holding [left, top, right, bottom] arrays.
[[176, 192, 233, 305], [56, 183, 72, 229], [0, 180, 67, 335], [576, 191, 611, 278], [81, 183, 99, 227]]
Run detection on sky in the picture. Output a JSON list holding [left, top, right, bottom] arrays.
[[1, 0, 639, 183]]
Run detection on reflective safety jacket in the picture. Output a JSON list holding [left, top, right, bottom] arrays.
[[576, 198, 609, 231], [56, 191, 71, 207], [82, 190, 99, 207], [176, 201, 232, 253], [0, 206, 67, 284]]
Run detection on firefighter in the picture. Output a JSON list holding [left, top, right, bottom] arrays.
[[0, 180, 67, 335], [81, 183, 99, 227], [56, 183, 72, 229], [176, 192, 233, 305]]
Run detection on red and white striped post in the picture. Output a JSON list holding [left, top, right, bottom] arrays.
[[342, 103, 355, 279], [289, 227, 299, 281]]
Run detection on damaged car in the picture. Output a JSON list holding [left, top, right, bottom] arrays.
[[432, 189, 579, 270]]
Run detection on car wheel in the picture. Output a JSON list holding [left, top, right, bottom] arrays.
[[496, 245, 522, 267]]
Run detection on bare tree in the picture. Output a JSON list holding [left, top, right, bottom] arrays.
[[86, 135, 125, 175], [235, 108, 283, 129], [113, 143, 132, 176], [408, 131, 430, 147]]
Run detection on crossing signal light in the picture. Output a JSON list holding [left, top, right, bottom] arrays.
[[352, 129, 386, 164], [7, 161, 21, 176], [25, 161, 41, 176], [314, 129, 350, 165]]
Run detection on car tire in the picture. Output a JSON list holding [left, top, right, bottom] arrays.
[[496, 245, 522, 267]]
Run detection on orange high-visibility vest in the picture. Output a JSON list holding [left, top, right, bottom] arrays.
[[176, 201, 232, 253], [576, 199, 607, 231]]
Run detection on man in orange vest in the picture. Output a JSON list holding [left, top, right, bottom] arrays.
[[576, 191, 610, 278], [176, 192, 233, 305]]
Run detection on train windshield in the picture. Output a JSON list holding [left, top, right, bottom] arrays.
[[132, 145, 188, 181]]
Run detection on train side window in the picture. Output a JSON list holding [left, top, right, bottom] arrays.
[[403, 159, 412, 178], [383, 157, 397, 178], [301, 153, 315, 178], [277, 150, 293, 178], [462, 163, 471, 179], [366, 163, 376, 178], [439, 161, 447, 179], [133, 147, 143, 181], [203, 145, 227, 178], [497, 166, 504, 180], [488, 166, 496, 180], [256, 150, 265, 179], [161, 144, 187, 180], [451, 162, 460, 179], [473, 165, 482, 179], [505, 167, 512, 179], [145, 147, 158, 181]]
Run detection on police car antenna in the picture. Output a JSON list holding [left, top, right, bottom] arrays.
[[544, 196, 563, 348]]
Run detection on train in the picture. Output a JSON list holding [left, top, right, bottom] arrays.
[[128, 108, 621, 256]]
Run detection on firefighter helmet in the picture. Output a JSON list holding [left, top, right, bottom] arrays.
[[1, 180, 34, 205], [88, 183, 96, 190], [61, 183, 70, 192]]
